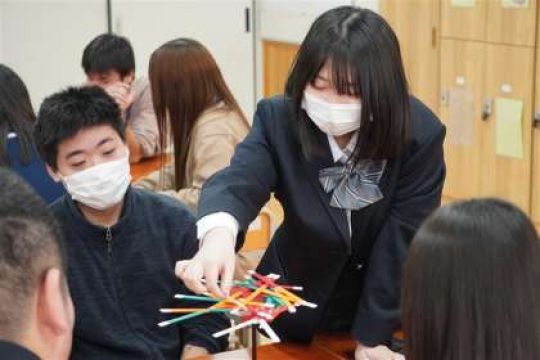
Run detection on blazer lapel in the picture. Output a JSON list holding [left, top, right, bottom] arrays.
[[300, 131, 351, 251]]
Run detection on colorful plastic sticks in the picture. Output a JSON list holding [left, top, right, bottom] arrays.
[[158, 271, 317, 343]]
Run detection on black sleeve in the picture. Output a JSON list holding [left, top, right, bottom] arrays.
[[174, 209, 230, 353], [198, 100, 278, 250], [352, 125, 446, 346]]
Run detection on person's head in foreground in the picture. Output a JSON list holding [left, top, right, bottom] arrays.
[[34, 86, 130, 213], [403, 198, 540, 360], [0, 168, 74, 360]]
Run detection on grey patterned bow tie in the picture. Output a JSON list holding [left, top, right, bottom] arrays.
[[319, 159, 386, 210]]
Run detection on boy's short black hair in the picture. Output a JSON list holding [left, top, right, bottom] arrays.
[[34, 86, 125, 170], [82, 33, 135, 77], [0, 168, 66, 339]]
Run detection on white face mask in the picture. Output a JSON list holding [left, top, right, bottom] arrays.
[[302, 91, 362, 136], [60, 153, 131, 210]]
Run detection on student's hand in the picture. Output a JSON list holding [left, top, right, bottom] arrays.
[[176, 226, 236, 297], [355, 342, 405, 360], [180, 344, 209, 359], [104, 82, 134, 112]]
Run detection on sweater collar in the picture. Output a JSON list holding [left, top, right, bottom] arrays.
[[64, 186, 134, 235]]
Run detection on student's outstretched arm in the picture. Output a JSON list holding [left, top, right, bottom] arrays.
[[175, 218, 230, 355], [177, 99, 278, 297]]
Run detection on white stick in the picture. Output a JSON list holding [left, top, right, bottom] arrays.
[[258, 320, 281, 342], [256, 312, 273, 320], [267, 273, 281, 280], [300, 300, 318, 309], [212, 319, 259, 338], [288, 286, 304, 291]]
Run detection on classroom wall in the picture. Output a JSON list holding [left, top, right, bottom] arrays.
[[0, 0, 255, 119], [0, 6, 3, 62], [110, 0, 255, 120], [0, 0, 107, 109]]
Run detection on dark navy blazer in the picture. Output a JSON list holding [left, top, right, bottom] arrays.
[[199, 96, 445, 346], [6, 134, 65, 204]]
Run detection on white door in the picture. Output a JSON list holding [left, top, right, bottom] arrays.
[[111, 0, 255, 121], [0, 0, 107, 109]]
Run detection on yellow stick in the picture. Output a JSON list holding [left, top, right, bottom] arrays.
[[243, 285, 268, 304], [210, 291, 244, 310], [276, 287, 303, 302]]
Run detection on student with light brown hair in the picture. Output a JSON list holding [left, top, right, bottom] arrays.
[[136, 38, 249, 213]]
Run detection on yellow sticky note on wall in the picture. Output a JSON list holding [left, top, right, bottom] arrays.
[[495, 98, 523, 159], [451, 0, 476, 7], [502, 0, 529, 8]]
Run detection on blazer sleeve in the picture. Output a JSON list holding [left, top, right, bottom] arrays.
[[198, 100, 278, 248], [352, 124, 446, 346]]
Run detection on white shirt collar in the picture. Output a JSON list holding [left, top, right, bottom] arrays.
[[327, 132, 358, 163]]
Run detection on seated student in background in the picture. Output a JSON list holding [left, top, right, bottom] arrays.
[[34, 86, 228, 359], [135, 38, 249, 213], [0, 168, 74, 360], [0, 64, 65, 203], [82, 33, 159, 163], [402, 198, 540, 360]]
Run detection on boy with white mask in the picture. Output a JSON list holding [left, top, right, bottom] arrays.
[[33, 86, 228, 359]]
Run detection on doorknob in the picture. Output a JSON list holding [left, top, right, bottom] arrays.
[[482, 98, 493, 121]]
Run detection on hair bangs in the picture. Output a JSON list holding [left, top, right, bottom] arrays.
[[330, 48, 362, 98]]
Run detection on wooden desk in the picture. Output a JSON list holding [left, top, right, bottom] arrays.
[[197, 334, 356, 360], [130, 155, 169, 182]]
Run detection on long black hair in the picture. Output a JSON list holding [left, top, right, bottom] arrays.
[[402, 198, 540, 360], [285, 6, 409, 161], [0, 64, 36, 166]]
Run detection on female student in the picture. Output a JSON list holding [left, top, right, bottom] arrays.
[[402, 198, 540, 360], [135, 38, 250, 213], [177, 6, 445, 359], [0, 64, 64, 203]]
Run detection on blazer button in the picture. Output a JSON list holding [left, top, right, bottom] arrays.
[[356, 264, 363, 270]]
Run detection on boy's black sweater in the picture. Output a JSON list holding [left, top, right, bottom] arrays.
[[51, 187, 228, 359]]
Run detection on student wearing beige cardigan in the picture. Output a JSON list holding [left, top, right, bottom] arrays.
[[135, 38, 249, 215], [136, 103, 247, 212]]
